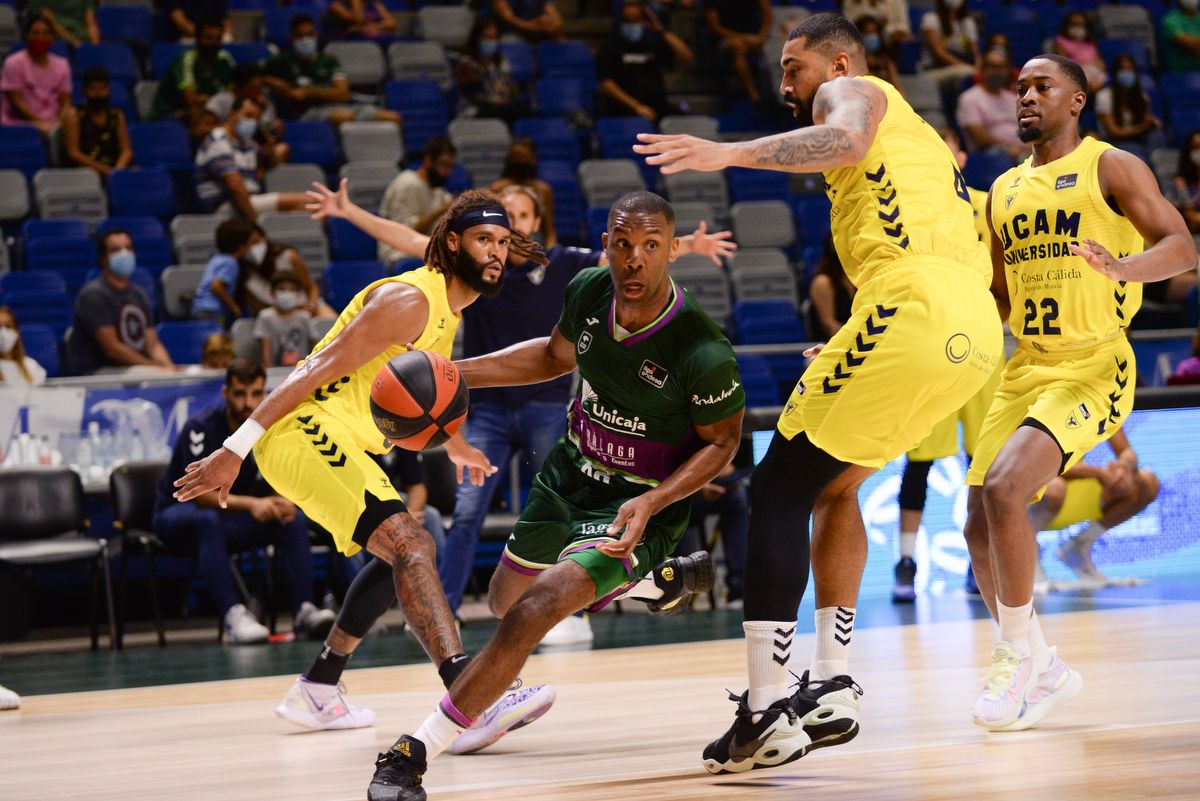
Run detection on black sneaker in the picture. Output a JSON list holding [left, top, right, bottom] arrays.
[[646, 551, 714, 615], [702, 691, 811, 774], [368, 735, 427, 801], [891, 556, 917, 603], [790, 671, 863, 751]]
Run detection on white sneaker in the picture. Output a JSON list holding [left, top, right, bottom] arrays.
[[990, 647, 1082, 732], [972, 641, 1035, 730], [0, 683, 19, 710], [450, 680, 557, 754], [275, 676, 377, 730], [539, 614, 594, 647], [293, 601, 336, 641], [1056, 539, 1108, 588], [223, 603, 269, 644]]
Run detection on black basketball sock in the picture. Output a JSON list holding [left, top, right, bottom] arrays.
[[438, 654, 471, 689], [305, 644, 351, 685]]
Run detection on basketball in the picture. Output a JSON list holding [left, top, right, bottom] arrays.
[[370, 350, 468, 450]]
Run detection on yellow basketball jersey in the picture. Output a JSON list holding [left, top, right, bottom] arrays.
[[298, 266, 459, 453], [967, 186, 989, 242], [990, 137, 1144, 352], [823, 75, 989, 288]]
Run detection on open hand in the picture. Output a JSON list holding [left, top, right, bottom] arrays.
[[634, 133, 734, 175], [173, 447, 243, 507], [445, 434, 497, 486], [688, 220, 738, 265], [597, 494, 659, 559], [307, 178, 352, 221], [1069, 238, 1127, 281]]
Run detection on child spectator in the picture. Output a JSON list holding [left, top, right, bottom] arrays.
[[62, 67, 132, 179], [192, 218, 261, 324], [201, 332, 234, 370], [254, 273, 314, 367]]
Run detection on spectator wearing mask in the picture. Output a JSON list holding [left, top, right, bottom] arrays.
[[237, 225, 335, 318], [201, 332, 235, 370], [0, 16, 71, 133], [599, 0, 693, 122], [26, 0, 99, 48], [67, 229, 176, 375], [254, 272, 315, 367], [166, 1, 232, 42], [956, 48, 1024, 161], [842, 0, 912, 47], [1163, 0, 1200, 73], [1173, 130, 1200, 233], [262, 13, 400, 127], [857, 15, 902, 90], [61, 67, 132, 179], [1095, 53, 1163, 148], [705, 0, 772, 103], [327, 0, 397, 42], [490, 138, 557, 247], [192, 218, 262, 324], [919, 0, 979, 80], [457, 17, 526, 122], [205, 63, 286, 165], [1053, 12, 1106, 92], [377, 136, 455, 264], [492, 0, 565, 42], [150, 19, 236, 136], [0, 307, 47, 387]]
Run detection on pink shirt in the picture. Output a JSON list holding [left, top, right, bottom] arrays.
[[1055, 35, 1100, 66], [956, 84, 1021, 151], [0, 49, 71, 126]]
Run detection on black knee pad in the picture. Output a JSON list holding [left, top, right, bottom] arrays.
[[899, 459, 934, 512], [334, 557, 395, 639]]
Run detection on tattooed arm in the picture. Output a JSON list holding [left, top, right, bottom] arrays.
[[634, 77, 885, 175]]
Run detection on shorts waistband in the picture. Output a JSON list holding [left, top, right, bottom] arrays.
[[859, 254, 986, 285], [1016, 330, 1125, 359]]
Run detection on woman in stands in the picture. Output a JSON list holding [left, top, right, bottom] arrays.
[[235, 224, 335, 319], [0, 307, 47, 387], [918, 0, 979, 82], [1053, 11, 1106, 92], [490, 138, 557, 247], [456, 16, 527, 123], [1173, 130, 1200, 234], [1095, 52, 1163, 148]]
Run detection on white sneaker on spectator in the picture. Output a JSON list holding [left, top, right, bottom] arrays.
[[293, 601, 336, 641], [224, 603, 269, 644], [540, 614, 594, 647], [0, 683, 19, 710]]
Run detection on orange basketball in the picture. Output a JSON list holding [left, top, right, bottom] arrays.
[[370, 350, 468, 450]]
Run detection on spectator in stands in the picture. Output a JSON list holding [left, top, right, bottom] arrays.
[[0, 307, 47, 387], [842, 0, 912, 48], [378, 137, 455, 264], [26, 0, 99, 48], [1053, 11, 1106, 92], [192, 218, 261, 324], [956, 48, 1023, 161], [490, 138, 557, 247], [205, 63, 287, 165], [237, 224, 335, 318], [154, 358, 336, 644], [457, 17, 526, 123], [166, 0, 232, 43], [705, 0, 772, 104], [150, 19, 236, 137], [919, 0, 978, 80], [67, 229, 176, 375], [200, 332, 234, 370], [254, 272, 314, 367], [0, 16, 71, 134], [599, 0, 693, 122], [61, 67, 132, 179], [808, 235, 857, 342], [687, 463, 748, 605], [1173, 130, 1200, 233], [1095, 53, 1163, 148], [857, 15, 902, 90], [1163, 0, 1200, 73], [1169, 328, 1200, 384], [327, 0, 397, 43], [492, 0, 565, 42], [195, 96, 307, 221], [262, 13, 401, 128]]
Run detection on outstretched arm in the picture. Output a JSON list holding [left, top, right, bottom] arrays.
[[634, 76, 884, 174], [308, 179, 430, 259], [455, 327, 577, 389]]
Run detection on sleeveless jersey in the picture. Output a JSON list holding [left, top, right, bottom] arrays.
[[990, 137, 1144, 352], [967, 186, 989, 242], [555, 267, 743, 488], [823, 75, 989, 288], [298, 266, 459, 453]]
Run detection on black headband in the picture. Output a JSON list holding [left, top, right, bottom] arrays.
[[449, 205, 511, 234]]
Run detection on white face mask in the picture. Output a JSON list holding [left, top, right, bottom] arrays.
[[1067, 25, 1087, 40], [943, 0, 964, 9], [0, 326, 17, 355], [273, 290, 305, 312], [248, 241, 268, 265]]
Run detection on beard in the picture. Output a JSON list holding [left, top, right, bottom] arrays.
[[1017, 125, 1042, 143], [456, 247, 505, 298], [783, 93, 815, 127]]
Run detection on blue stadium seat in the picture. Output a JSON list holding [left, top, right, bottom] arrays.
[[736, 355, 779, 407], [1099, 39, 1152, 74], [224, 43, 272, 66], [25, 237, 98, 293], [736, 315, 806, 345], [324, 260, 388, 310], [727, 167, 790, 204], [150, 43, 187, 81], [445, 163, 472, 194], [130, 122, 192, 171], [585, 206, 608, 250], [0, 272, 66, 294], [17, 323, 60, 378], [108, 168, 176, 220], [393, 257, 424, 274], [385, 80, 448, 155], [156, 320, 222, 364], [1161, 73, 1200, 108], [0, 290, 73, 337], [963, 150, 1013, 190], [96, 6, 154, 46], [536, 77, 595, 118], [500, 42, 536, 86], [1172, 108, 1200, 146], [227, 0, 273, 9], [282, 121, 340, 168], [265, 8, 321, 48], [0, 126, 47, 179], [98, 216, 165, 239], [897, 39, 922, 74], [537, 41, 596, 80], [513, 117, 580, 165], [539, 160, 584, 244], [327, 218, 377, 261], [75, 43, 140, 88], [732, 299, 796, 326], [792, 196, 832, 247], [22, 218, 89, 241], [764, 351, 808, 400], [596, 116, 655, 161]]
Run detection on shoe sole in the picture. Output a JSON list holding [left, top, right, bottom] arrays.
[[274, 703, 376, 731], [702, 730, 812, 775], [986, 670, 1083, 732], [807, 721, 860, 751], [449, 687, 557, 755], [650, 553, 715, 616]]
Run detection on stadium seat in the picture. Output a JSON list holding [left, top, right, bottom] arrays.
[[448, 118, 512, 186], [596, 117, 656, 183], [129, 121, 192, 171], [538, 160, 584, 244], [793, 196, 833, 246], [899, 74, 940, 114], [731, 264, 799, 305], [108, 168, 176, 220], [735, 354, 779, 407], [1096, 4, 1157, 65], [537, 41, 595, 81], [16, 323, 60, 378], [25, 236, 97, 293], [727, 169, 791, 204], [731, 202, 797, 251], [324, 260, 388, 310], [0, 169, 29, 221], [417, 6, 473, 50], [0, 272, 67, 294], [339, 161, 399, 211], [327, 218, 378, 262], [156, 320, 222, 364], [513, 118, 580, 166], [96, 6, 153, 46], [229, 317, 257, 361], [259, 214, 329, 276], [732, 299, 796, 325], [264, 163, 324, 194], [1099, 39, 1152, 74], [585, 206, 608, 250], [384, 79, 448, 155], [500, 42, 536, 86], [149, 43, 186, 81], [0, 6, 18, 57], [579, 159, 646, 208], [1150, 148, 1179, 190], [0, 290, 73, 336], [75, 43, 140, 88], [535, 77, 595, 118], [160, 265, 206, 319], [282, 121, 340, 168], [224, 42, 272, 66], [672, 201, 716, 235], [98, 215, 163, 239], [132, 79, 158, 121], [0, 127, 47, 179], [1172, 109, 1200, 146], [387, 42, 453, 87], [736, 315, 806, 345], [660, 115, 719, 139], [21, 218, 89, 240], [32, 169, 108, 223], [663, 172, 728, 217], [963, 150, 1014, 192], [170, 214, 223, 266], [340, 121, 403, 165], [325, 41, 386, 89], [672, 255, 731, 324], [729, 247, 791, 275]]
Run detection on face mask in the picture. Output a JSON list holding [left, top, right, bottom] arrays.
[[508, 161, 536, 181], [862, 33, 882, 53], [984, 72, 1009, 90], [273, 290, 304, 312], [108, 249, 137, 278], [479, 40, 499, 59], [0, 327, 17, 355], [235, 117, 258, 142], [85, 95, 110, 111], [1116, 69, 1138, 89], [294, 36, 318, 58], [247, 241, 268, 265], [1067, 25, 1087, 40], [1192, 149, 1200, 167], [943, 0, 964, 10], [26, 36, 52, 57], [621, 24, 645, 43], [427, 168, 448, 189], [196, 43, 219, 60]]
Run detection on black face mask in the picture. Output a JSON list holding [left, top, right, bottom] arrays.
[[456, 246, 505, 298], [427, 168, 449, 189], [507, 161, 536, 182], [85, 96, 110, 111]]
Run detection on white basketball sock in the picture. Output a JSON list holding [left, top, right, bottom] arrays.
[[412, 694, 469, 761], [997, 599, 1033, 657], [1028, 610, 1054, 673], [744, 620, 795, 712], [810, 606, 855, 680], [898, 531, 917, 559]]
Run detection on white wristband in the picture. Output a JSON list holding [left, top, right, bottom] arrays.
[[223, 419, 266, 459]]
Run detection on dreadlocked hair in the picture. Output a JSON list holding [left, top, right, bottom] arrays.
[[424, 189, 548, 273]]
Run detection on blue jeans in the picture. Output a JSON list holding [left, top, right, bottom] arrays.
[[154, 501, 316, 618], [438, 400, 568, 611]]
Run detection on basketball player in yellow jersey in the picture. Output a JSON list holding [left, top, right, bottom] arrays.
[[637, 13, 1004, 772], [964, 54, 1197, 733], [174, 188, 560, 746]]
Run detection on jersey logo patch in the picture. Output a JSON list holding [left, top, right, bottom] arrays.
[[1055, 174, 1078, 190], [945, 333, 971, 364], [577, 331, 593, 354], [638, 360, 669, 388], [1066, 411, 1081, 430], [1078, 403, 1091, 421], [1005, 194, 1016, 210]]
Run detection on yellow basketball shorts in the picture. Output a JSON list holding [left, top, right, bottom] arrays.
[[254, 404, 405, 556], [777, 259, 1004, 469], [965, 337, 1135, 492], [907, 357, 1004, 462], [1047, 477, 1104, 530]]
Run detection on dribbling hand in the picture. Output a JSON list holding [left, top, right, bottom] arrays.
[[598, 495, 659, 559], [173, 447, 243, 507]]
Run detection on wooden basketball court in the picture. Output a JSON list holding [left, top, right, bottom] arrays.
[[4, 602, 1199, 801]]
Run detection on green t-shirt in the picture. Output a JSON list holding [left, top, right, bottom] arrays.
[[150, 49, 237, 121], [28, 0, 94, 43], [1163, 9, 1200, 72], [263, 51, 346, 115], [555, 267, 744, 488]]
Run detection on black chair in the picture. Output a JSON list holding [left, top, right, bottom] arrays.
[[0, 467, 117, 650], [110, 460, 169, 649]]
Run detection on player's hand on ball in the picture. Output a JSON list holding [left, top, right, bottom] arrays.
[[445, 434, 497, 486], [599, 495, 658, 558], [173, 447, 243, 507], [306, 178, 351, 221], [1069, 238, 1125, 280], [634, 133, 733, 175]]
